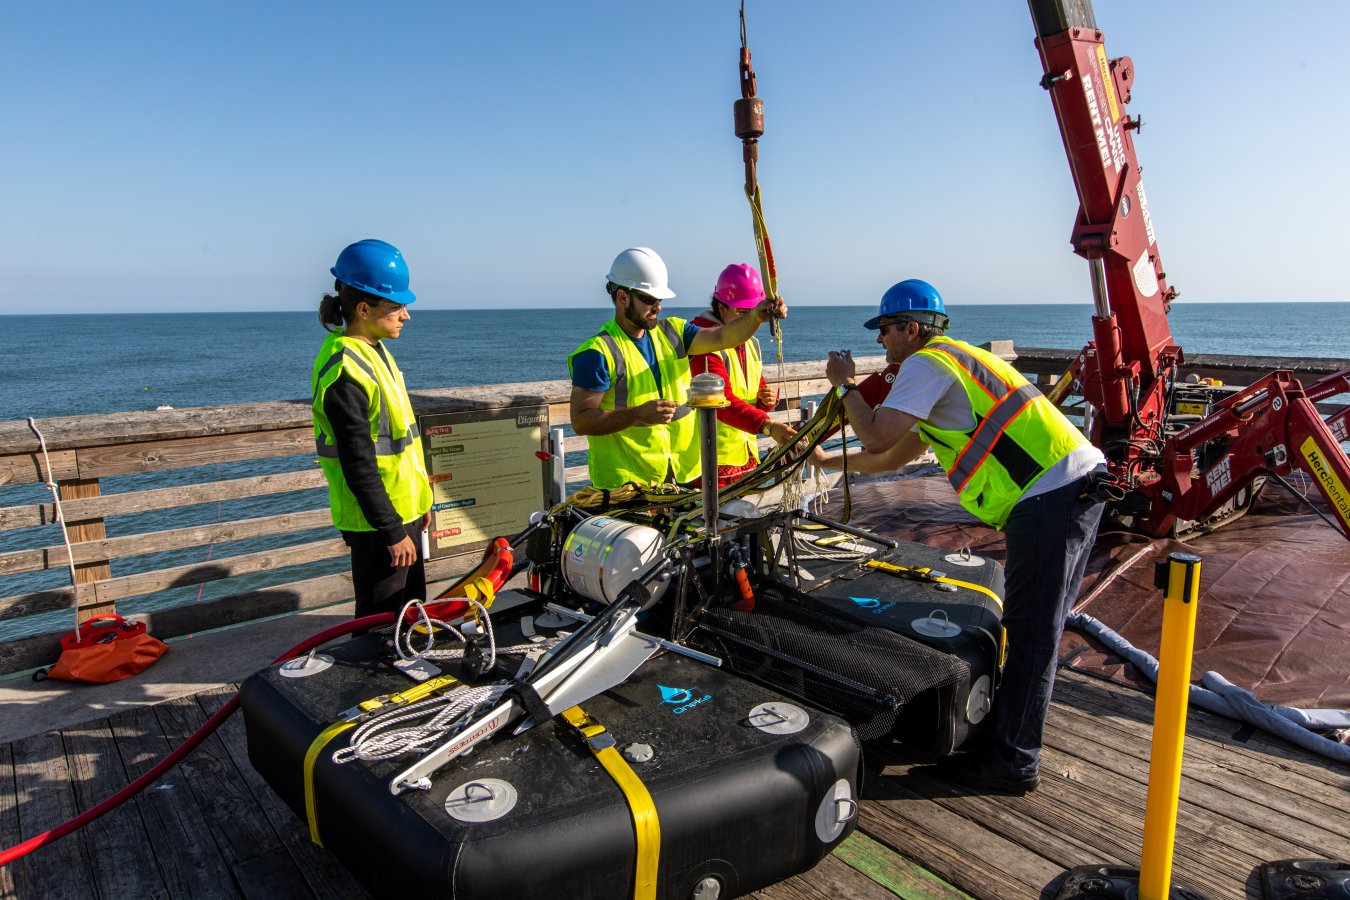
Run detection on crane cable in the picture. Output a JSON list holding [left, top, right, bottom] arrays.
[[736, 1, 785, 389]]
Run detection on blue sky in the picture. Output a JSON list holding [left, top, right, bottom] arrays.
[[0, 1, 1345, 313]]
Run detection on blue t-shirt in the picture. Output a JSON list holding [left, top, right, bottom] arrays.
[[571, 321, 701, 393]]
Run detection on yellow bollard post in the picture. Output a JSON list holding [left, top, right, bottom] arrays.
[[1138, 551, 1203, 900], [1051, 551, 1211, 900]]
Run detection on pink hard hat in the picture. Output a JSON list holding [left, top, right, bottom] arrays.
[[712, 264, 766, 309]]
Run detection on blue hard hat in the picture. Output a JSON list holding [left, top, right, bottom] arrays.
[[864, 279, 948, 330], [331, 239, 416, 304]]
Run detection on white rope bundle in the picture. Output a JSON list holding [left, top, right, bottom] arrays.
[[333, 682, 509, 764], [335, 597, 566, 765]]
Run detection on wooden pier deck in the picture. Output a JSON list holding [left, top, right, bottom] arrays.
[[3, 666, 1347, 900]]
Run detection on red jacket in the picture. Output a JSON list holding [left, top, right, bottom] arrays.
[[688, 311, 775, 434]]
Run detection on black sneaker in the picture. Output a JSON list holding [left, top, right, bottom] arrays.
[[934, 753, 1041, 795]]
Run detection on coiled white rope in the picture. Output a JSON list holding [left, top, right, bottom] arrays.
[[26, 418, 82, 637], [393, 595, 499, 669], [333, 682, 509, 763]]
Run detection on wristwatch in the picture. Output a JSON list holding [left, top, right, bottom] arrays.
[[760, 419, 774, 436], [836, 383, 859, 399]]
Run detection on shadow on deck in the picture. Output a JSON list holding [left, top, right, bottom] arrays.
[[3, 669, 1348, 900]]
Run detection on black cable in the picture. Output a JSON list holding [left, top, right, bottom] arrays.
[[1269, 471, 1348, 538]]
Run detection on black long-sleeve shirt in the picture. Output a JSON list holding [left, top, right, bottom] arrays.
[[322, 342, 409, 546]]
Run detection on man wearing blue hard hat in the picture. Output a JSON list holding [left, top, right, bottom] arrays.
[[312, 239, 432, 624], [811, 279, 1111, 794]]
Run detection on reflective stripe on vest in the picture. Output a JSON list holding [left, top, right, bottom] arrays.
[[311, 332, 432, 531], [713, 336, 762, 467], [313, 348, 422, 458], [566, 318, 700, 489], [913, 337, 1087, 528]]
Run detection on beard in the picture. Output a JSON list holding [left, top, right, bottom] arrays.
[[623, 301, 655, 331]]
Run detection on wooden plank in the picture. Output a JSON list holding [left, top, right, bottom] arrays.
[[75, 427, 316, 479], [0, 467, 327, 533], [833, 831, 973, 900], [866, 748, 1124, 871], [751, 852, 901, 899], [871, 743, 1260, 900], [153, 695, 282, 867], [0, 536, 348, 626], [1052, 671, 1350, 790], [91, 537, 348, 605], [1036, 729, 1337, 872], [108, 704, 241, 900], [859, 773, 1062, 900], [0, 744, 20, 900], [10, 731, 98, 900], [232, 847, 317, 900], [0, 449, 78, 487], [56, 479, 112, 623], [0, 508, 334, 578], [1045, 691, 1350, 848], [196, 686, 371, 900], [62, 720, 168, 899], [0, 401, 316, 455]]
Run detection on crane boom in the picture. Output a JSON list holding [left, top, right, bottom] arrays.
[[1027, 0, 1350, 541]]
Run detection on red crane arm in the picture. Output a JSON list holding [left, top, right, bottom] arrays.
[[1028, 0, 1350, 542]]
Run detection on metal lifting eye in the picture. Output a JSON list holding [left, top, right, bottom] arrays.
[[464, 782, 498, 802]]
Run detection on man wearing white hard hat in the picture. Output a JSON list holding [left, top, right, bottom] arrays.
[[568, 247, 786, 490]]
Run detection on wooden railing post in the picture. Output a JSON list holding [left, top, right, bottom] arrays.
[[57, 477, 113, 623]]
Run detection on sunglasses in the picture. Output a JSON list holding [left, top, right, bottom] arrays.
[[627, 290, 660, 306]]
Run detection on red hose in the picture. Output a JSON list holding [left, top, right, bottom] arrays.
[[1, 538, 519, 868], [0, 610, 398, 868]]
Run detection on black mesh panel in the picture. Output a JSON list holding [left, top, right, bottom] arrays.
[[694, 584, 969, 740]]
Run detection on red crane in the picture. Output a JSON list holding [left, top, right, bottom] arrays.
[[1028, 0, 1350, 540]]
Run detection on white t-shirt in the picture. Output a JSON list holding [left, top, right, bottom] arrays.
[[880, 350, 1105, 502]]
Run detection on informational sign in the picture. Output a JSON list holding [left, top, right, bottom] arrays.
[[418, 405, 549, 558]]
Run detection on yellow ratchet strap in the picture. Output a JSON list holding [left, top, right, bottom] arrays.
[[866, 560, 1003, 610], [561, 705, 659, 900], [308, 674, 463, 845], [304, 721, 355, 846]]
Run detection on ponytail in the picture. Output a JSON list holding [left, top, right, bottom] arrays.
[[319, 280, 382, 332]]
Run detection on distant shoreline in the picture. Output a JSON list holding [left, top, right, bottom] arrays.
[[3, 300, 1348, 316]]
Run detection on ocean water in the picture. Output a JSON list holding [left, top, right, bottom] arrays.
[[2, 303, 1347, 645], [5, 303, 1349, 422]]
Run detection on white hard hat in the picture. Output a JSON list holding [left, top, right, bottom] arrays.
[[606, 247, 676, 300]]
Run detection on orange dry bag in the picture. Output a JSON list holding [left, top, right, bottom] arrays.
[[42, 614, 169, 684]]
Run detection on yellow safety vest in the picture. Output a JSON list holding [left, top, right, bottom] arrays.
[[713, 337, 763, 467], [567, 318, 700, 490], [912, 337, 1088, 529], [311, 331, 432, 531]]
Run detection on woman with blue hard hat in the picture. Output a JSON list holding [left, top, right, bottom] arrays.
[[812, 278, 1110, 796], [312, 240, 433, 623]]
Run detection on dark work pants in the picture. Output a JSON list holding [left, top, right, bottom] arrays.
[[343, 521, 427, 621], [985, 476, 1105, 776]]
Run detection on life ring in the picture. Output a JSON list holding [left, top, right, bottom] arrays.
[[411, 538, 514, 623]]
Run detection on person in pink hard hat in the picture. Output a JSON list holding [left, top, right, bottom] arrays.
[[689, 265, 798, 487]]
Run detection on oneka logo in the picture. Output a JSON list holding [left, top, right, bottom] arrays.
[[658, 685, 711, 715], [850, 597, 896, 615]]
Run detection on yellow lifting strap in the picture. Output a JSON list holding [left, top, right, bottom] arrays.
[[305, 673, 463, 846], [866, 560, 1004, 610], [561, 705, 660, 900], [304, 721, 355, 847]]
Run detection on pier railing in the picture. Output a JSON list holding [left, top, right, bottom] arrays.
[[0, 347, 1345, 676]]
